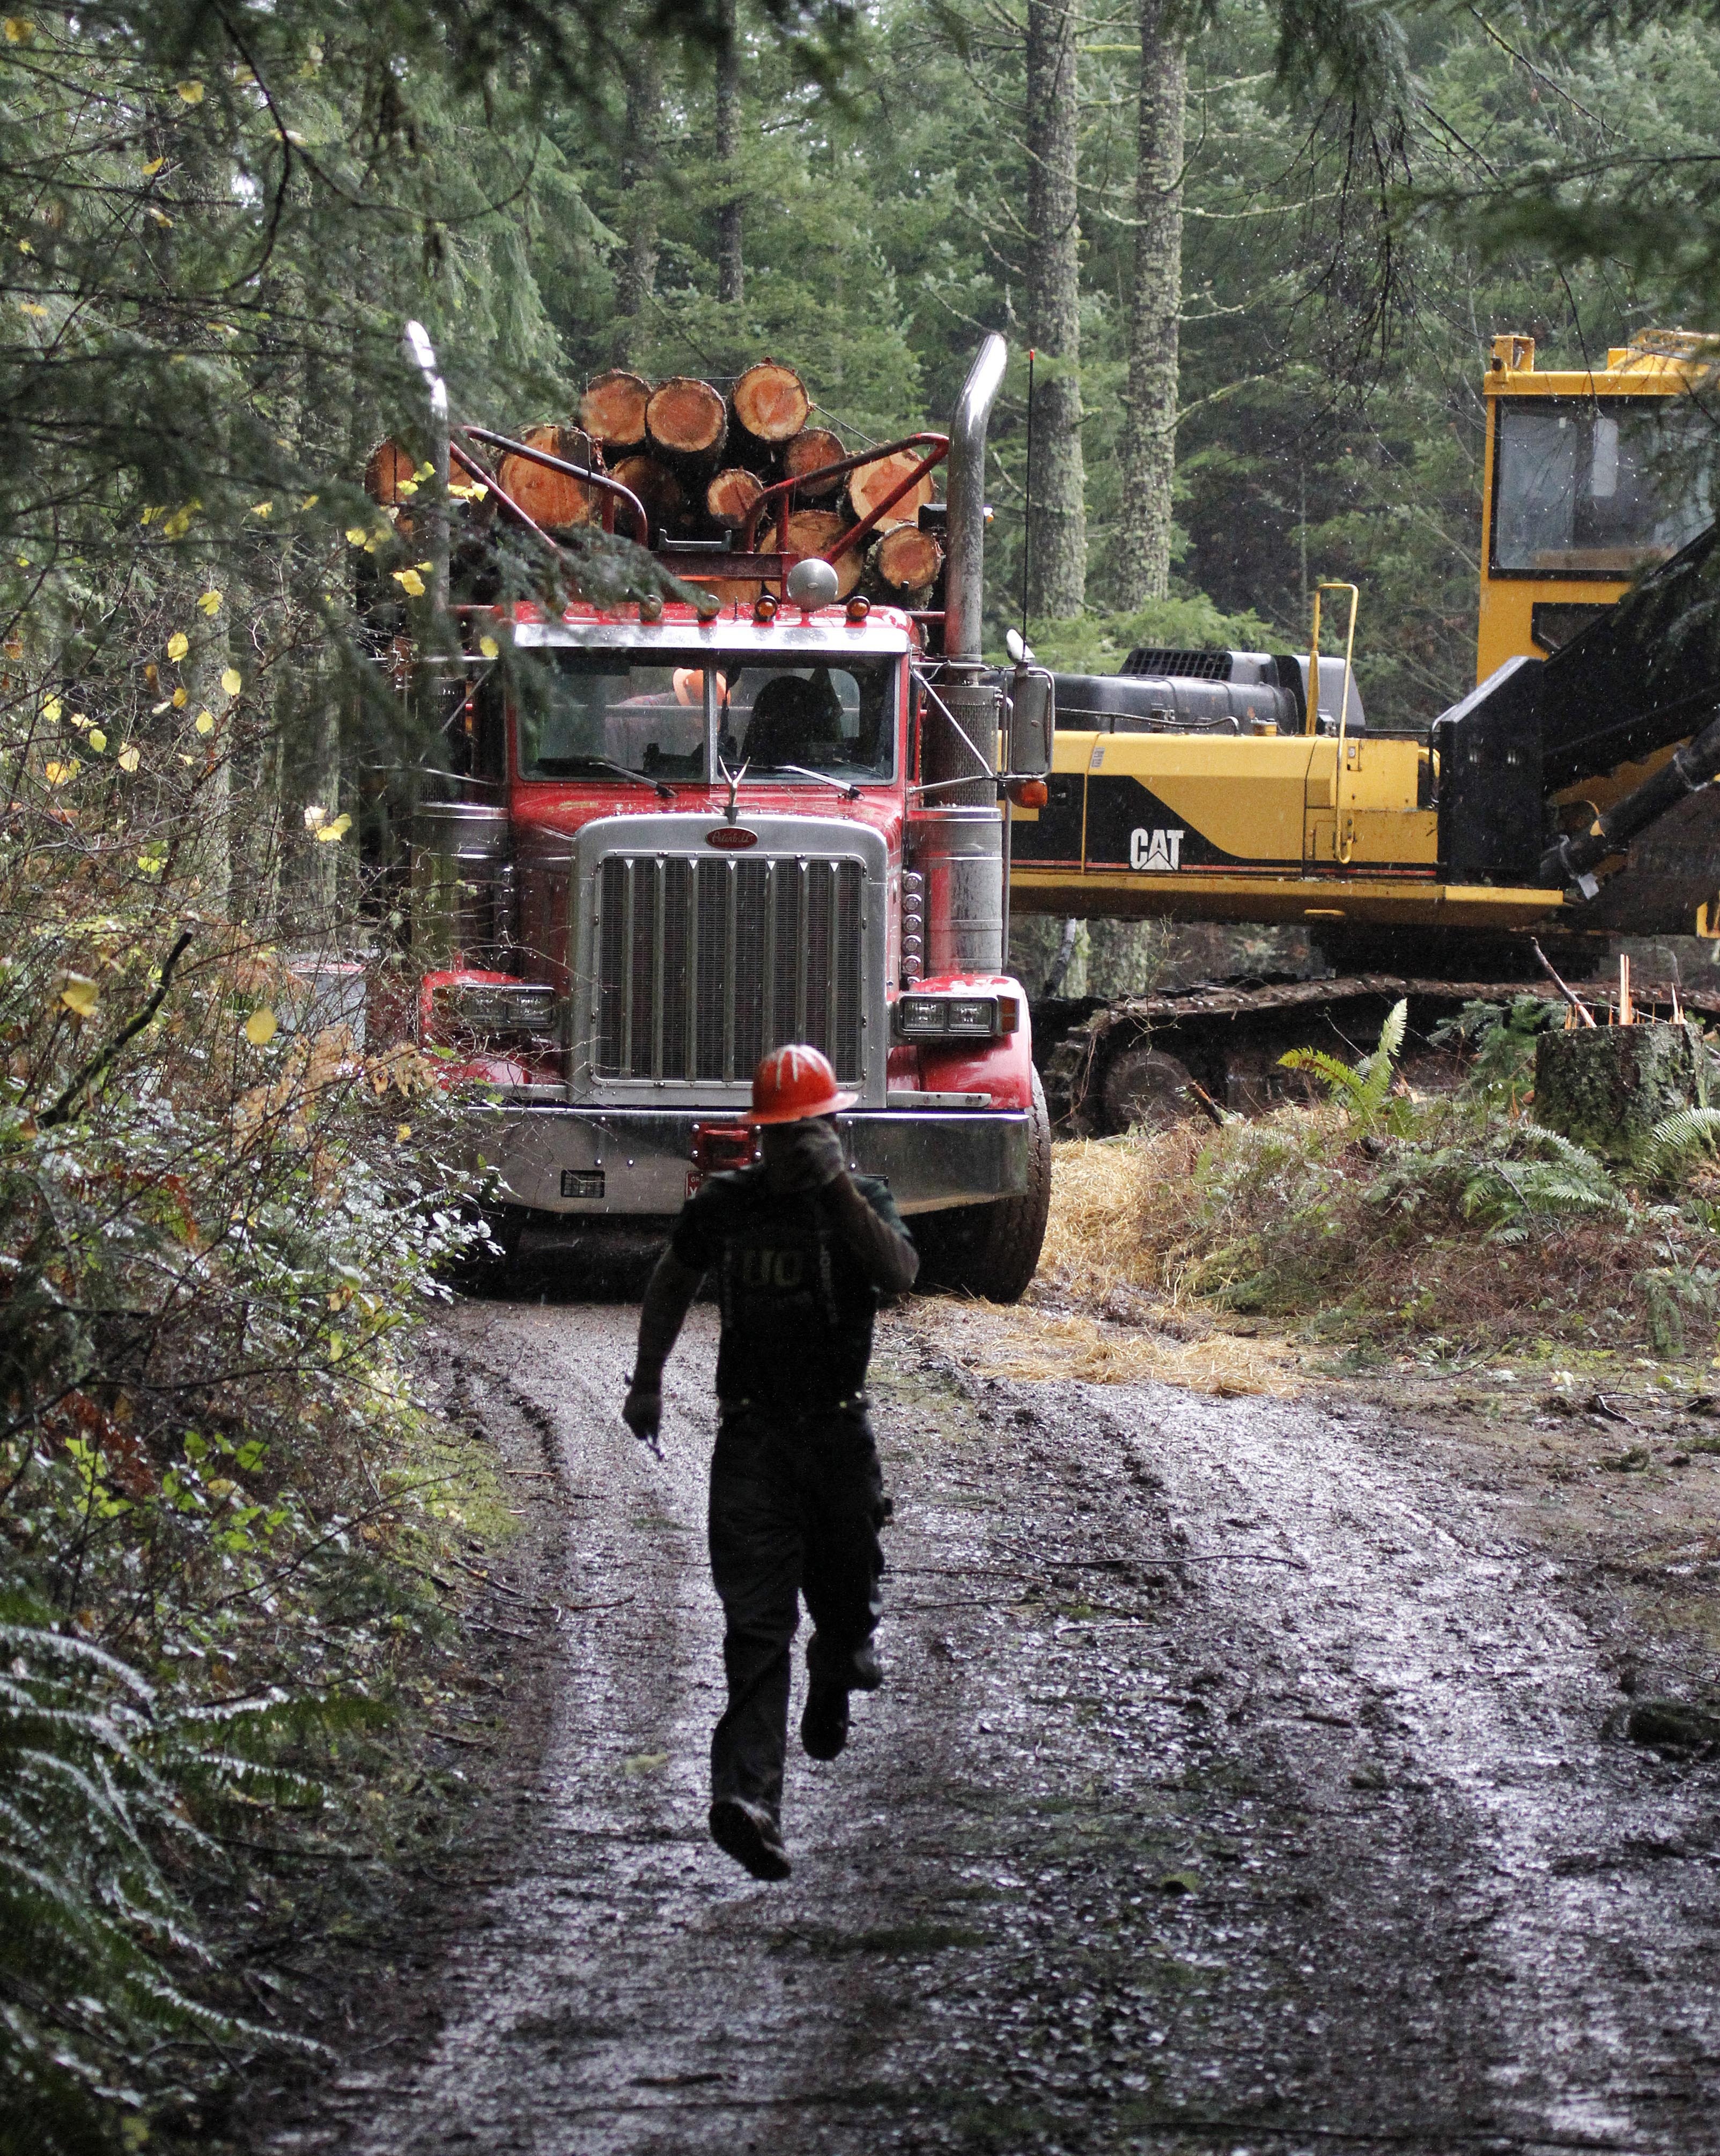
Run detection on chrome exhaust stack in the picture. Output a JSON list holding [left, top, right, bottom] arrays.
[[942, 333, 1007, 676], [402, 320, 451, 614]]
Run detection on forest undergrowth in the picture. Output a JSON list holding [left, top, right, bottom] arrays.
[[1032, 1001, 1720, 1380], [0, 641, 511, 2151]]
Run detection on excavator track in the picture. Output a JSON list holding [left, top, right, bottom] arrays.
[[1036, 973, 1720, 1136]]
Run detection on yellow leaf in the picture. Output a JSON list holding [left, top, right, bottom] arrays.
[[251, 501, 272, 518], [197, 588, 222, 615], [300, 493, 319, 510], [118, 745, 140, 773], [141, 156, 164, 176], [87, 729, 106, 753], [394, 479, 418, 497], [171, 686, 188, 708], [176, 78, 204, 103], [68, 712, 88, 730], [195, 711, 215, 736], [17, 239, 31, 254], [328, 1333, 345, 1363], [392, 568, 425, 597], [3, 19, 36, 43], [60, 976, 98, 1016], [329, 811, 351, 838], [396, 1123, 412, 1142], [478, 635, 499, 660], [19, 301, 47, 319], [415, 560, 433, 573], [220, 667, 241, 696], [42, 696, 61, 721], [166, 631, 188, 661], [245, 1007, 278, 1046], [415, 462, 435, 481], [344, 526, 368, 546], [43, 758, 76, 785]]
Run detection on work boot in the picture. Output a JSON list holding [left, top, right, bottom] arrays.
[[807, 1634, 883, 1692], [709, 1797, 792, 1882], [800, 1678, 850, 1762]]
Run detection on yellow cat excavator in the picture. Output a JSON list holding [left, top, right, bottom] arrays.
[[1016, 331, 1720, 1131]]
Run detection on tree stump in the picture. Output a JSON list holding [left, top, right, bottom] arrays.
[[1533, 1021, 1703, 1157]]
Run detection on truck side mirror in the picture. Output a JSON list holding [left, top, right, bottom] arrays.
[[1008, 665, 1054, 776]]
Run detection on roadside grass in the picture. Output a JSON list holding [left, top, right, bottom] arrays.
[[1024, 1001, 1720, 1382]]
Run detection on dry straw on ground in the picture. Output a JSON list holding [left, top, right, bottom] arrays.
[[911, 1131, 1303, 1398]]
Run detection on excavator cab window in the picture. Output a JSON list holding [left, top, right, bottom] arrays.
[[1492, 397, 1712, 577]]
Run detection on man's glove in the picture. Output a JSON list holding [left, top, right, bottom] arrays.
[[622, 1379, 664, 1459], [773, 1116, 847, 1193]]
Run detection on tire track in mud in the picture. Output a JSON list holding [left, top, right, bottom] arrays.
[[294, 1299, 1720, 2156]]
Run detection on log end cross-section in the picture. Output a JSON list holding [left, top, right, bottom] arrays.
[[848, 447, 935, 529], [785, 427, 847, 498], [497, 423, 604, 531], [612, 454, 688, 541], [646, 376, 728, 462], [785, 508, 863, 599], [733, 359, 811, 444], [706, 466, 765, 529], [579, 369, 652, 451], [873, 522, 944, 594]]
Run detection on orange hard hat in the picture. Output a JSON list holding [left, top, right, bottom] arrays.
[[748, 1043, 857, 1125]]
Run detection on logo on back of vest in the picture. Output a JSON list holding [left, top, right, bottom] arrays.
[[742, 1248, 804, 1290], [1129, 826, 1185, 872]]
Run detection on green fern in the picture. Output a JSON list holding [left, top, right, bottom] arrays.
[[0, 1601, 322, 2155], [1643, 1104, 1720, 1180], [1459, 1123, 1624, 1236], [1280, 998, 1408, 1129]]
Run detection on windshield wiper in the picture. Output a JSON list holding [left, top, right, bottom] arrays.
[[534, 754, 675, 802], [748, 762, 862, 801]]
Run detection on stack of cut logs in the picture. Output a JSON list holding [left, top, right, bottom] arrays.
[[370, 358, 944, 607]]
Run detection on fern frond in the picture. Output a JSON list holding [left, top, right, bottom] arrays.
[[1644, 1104, 1720, 1175]]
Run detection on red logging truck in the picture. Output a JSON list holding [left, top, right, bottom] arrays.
[[385, 329, 1053, 1298]]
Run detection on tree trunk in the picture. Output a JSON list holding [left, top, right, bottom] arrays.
[[1119, 0, 1186, 607], [1025, 0, 1086, 619], [715, 0, 743, 304], [615, 42, 662, 352]]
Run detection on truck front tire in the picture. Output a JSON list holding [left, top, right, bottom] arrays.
[[914, 1068, 1052, 1303]]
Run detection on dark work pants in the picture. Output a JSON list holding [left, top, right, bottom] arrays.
[[707, 1404, 885, 1823]]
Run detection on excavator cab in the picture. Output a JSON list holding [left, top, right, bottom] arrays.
[[1478, 331, 1716, 680]]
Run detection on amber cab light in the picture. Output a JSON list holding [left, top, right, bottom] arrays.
[[846, 594, 870, 622], [1008, 776, 1049, 809], [754, 592, 779, 623]]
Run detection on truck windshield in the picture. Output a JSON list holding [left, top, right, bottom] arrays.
[[724, 660, 895, 781], [518, 653, 709, 782], [515, 650, 898, 784], [1492, 395, 1713, 575]]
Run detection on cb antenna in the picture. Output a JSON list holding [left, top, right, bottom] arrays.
[[1021, 347, 1035, 648]]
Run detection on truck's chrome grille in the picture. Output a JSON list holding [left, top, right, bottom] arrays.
[[593, 853, 865, 1082]]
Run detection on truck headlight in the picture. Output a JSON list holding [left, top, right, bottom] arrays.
[[894, 993, 1017, 1039], [430, 980, 559, 1040]]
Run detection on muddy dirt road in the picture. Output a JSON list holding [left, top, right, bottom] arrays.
[[305, 1296, 1720, 2155]]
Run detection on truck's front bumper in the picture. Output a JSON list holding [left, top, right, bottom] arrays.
[[469, 1105, 1031, 1217]]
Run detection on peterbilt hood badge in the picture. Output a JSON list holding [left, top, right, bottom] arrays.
[[705, 826, 759, 850]]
